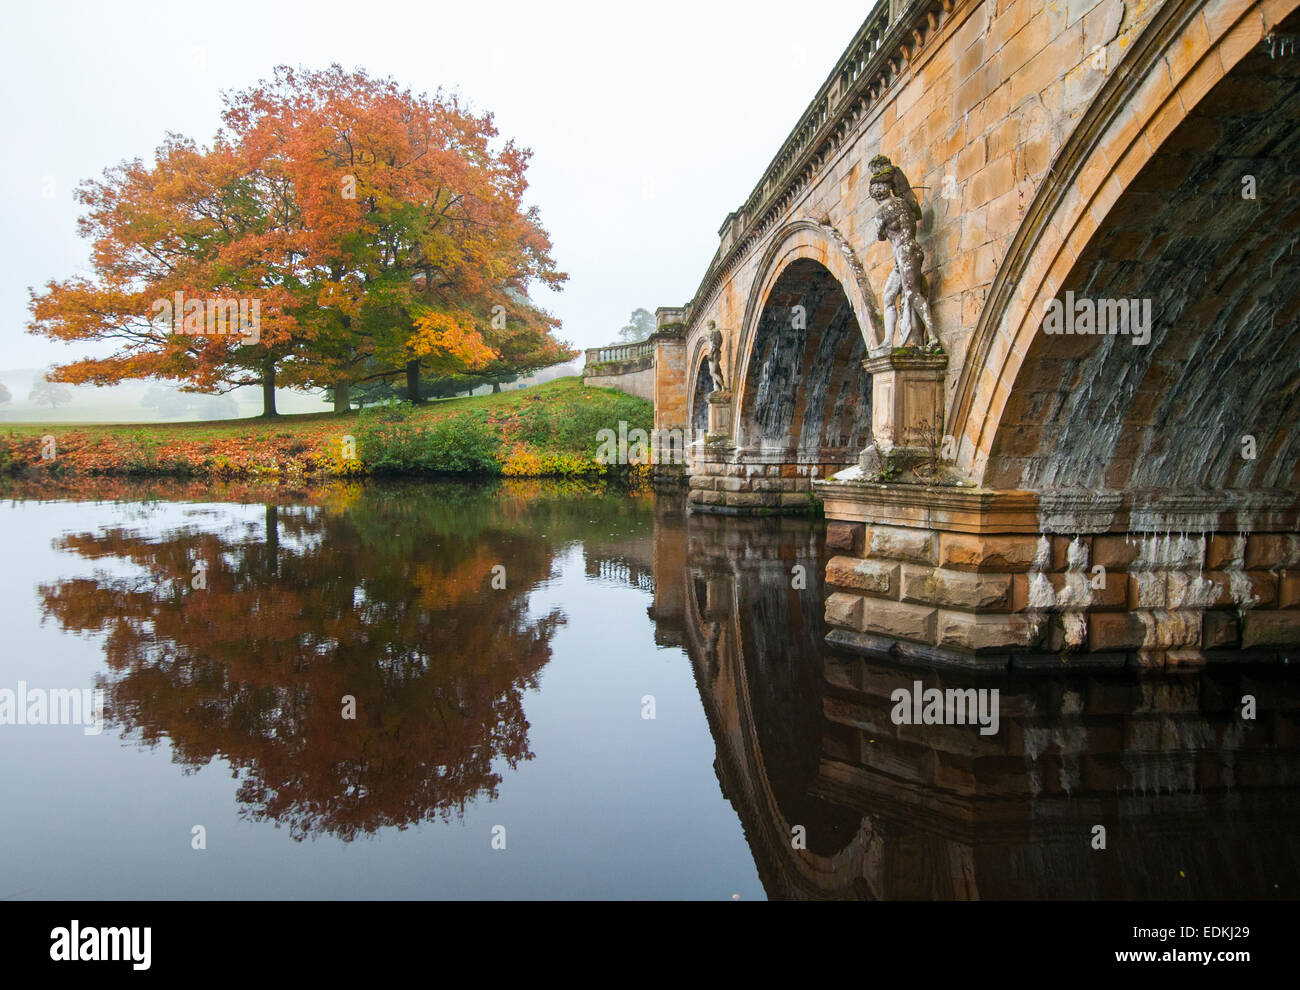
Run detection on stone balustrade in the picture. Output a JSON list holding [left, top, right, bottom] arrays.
[[584, 341, 654, 366]]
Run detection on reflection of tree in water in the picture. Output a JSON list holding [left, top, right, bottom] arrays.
[[36, 482, 643, 841]]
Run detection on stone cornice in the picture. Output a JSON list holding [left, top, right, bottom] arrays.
[[863, 348, 949, 373], [814, 479, 1300, 533]]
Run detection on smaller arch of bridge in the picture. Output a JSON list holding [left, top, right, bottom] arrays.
[[686, 347, 713, 437], [949, 0, 1300, 483], [728, 222, 884, 458], [731, 221, 885, 417]]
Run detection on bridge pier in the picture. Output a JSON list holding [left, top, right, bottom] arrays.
[[815, 481, 1300, 671], [687, 440, 858, 515], [649, 317, 689, 488]]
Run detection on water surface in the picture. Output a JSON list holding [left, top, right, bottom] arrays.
[[1, 479, 1296, 899]]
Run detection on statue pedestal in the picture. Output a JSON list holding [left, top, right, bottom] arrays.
[[859, 348, 947, 478], [706, 389, 733, 441]]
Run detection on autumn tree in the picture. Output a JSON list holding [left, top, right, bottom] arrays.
[[27, 134, 304, 416], [28, 65, 571, 416]]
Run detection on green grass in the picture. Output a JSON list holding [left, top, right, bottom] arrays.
[[0, 378, 656, 480], [4, 378, 646, 443]]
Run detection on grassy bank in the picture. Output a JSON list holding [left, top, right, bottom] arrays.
[[0, 377, 654, 482]]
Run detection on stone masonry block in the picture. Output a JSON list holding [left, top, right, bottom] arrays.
[[865, 525, 938, 566], [939, 533, 1041, 572], [827, 556, 900, 597]]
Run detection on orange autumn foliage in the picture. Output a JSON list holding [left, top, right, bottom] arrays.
[[27, 65, 570, 415]]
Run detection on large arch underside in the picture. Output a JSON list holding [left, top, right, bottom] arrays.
[[986, 12, 1300, 493]]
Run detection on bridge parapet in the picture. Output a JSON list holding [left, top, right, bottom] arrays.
[[688, 0, 954, 328], [584, 342, 654, 366], [582, 341, 655, 403]]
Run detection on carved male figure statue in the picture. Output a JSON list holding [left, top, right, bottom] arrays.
[[707, 321, 726, 393], [869, 155, 934, 349]]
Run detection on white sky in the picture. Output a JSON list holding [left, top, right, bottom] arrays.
[[1, 0, 872, 372]]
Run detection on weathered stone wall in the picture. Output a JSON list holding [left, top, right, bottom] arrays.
[[687, 443, 833, 514], [950, 0, 1300, 477], [652, 332, 687, 434], [819, 486, 1300, 669], [983, 25, 1300, 490]]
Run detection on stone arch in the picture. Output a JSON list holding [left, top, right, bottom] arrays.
[[733, 220, 885, 404], [687, 350, 713, 436], [730, 222, 881, 459], [949, 0, 1300, 486]]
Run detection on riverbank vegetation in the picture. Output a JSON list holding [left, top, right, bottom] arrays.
[[0, 378, 653, 482]]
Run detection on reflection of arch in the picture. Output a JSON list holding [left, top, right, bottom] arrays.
[[950, 0, 1300, 483], [682, 539, 880, 900]]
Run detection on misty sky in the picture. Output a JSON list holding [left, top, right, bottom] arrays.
[[1, 0, 870, 373]]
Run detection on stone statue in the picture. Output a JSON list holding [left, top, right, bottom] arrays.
[[707, 321, 726, 393], [869, 155, 934, 349]]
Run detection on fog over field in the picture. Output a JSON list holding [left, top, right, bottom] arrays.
[[0, 368, 327, 423], [0, 363, 581, 423]]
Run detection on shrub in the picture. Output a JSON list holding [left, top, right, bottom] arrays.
[[499, 444, 602, 477], [0, 436, 19, 475], [504, 390, 652, 456], [357, 410, 501, 475]]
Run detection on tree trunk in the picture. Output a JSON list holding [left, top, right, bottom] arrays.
[[261, 360, 279, 417], [264, 504, 279, 578], [406, 360, 423, 403], [491, 380, 501, 394], [333, 381, 351, 414]]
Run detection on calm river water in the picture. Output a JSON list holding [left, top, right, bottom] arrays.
[[1, 479, 1297, 899]]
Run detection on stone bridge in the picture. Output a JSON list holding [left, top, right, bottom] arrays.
[[654, 0, 1300, 668]]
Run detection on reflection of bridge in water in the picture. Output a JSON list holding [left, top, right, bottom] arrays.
[[643, 497, 1300, 899]]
